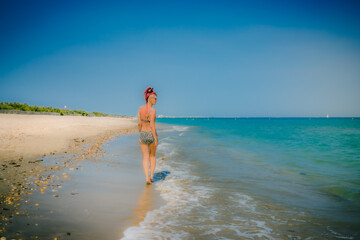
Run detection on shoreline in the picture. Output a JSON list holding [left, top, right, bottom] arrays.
[[4, 132, 165, 239], [0, 113, 142, 237]]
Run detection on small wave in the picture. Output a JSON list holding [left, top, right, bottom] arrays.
[[171, 125, 190, 132], [158, 125, 191, 133], [156, 142, 181, 158], [326, 226, 355, 239], [229, 192, 258, 214]]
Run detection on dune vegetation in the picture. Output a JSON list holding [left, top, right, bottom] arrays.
[[0, 102, 122, 117]]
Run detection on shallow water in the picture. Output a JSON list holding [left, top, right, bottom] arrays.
[[122, 118, 360, 239]]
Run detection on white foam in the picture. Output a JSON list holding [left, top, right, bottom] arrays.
[[229, 192, 257, 214]]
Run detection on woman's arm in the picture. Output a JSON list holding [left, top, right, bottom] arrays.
[[137, 109, 142, 132], [149, 109, 158, 145]]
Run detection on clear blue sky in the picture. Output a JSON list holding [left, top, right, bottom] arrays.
[[1, 0, 359, 117]]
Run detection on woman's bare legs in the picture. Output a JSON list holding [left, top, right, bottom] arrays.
[[139, 140, 151, 184], [149, 142, 157, 181]]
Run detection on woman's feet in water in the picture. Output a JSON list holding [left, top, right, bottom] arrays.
[[146, 178, 152, 185], [146, 174, 154, 184]]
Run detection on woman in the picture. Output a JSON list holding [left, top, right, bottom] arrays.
[[137, 87, 158, 184]]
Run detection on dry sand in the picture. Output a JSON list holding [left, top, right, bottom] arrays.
[[0, 114, 137, 162], [0, 113, 138, 235]]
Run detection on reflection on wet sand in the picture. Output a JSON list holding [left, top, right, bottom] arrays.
[[124, 171, 170, 230], [130, 184, 156, 227]]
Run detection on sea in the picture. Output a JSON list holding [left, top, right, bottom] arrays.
[[122, 118, 360, 240]]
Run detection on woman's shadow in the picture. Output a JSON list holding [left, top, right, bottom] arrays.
[[152, 170, 170, 183]]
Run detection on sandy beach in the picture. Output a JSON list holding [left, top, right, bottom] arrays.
[[0, 113, 137, 162], [0, 113, 162, 238]]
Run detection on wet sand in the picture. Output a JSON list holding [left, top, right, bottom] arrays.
[[0, 113, 163, 238], [4, 135, 164, 239]]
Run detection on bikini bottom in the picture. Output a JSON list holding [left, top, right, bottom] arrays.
[[139, 131, 155, 144]]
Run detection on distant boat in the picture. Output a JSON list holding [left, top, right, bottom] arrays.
[[326, 114, 330, 118]]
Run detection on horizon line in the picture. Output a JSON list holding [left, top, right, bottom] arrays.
[[157, 116, 360, 119]]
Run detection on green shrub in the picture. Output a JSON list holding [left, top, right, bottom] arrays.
[[0, 101, 124, 117]]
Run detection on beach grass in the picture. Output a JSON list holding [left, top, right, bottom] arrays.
[[0, 102, 127, 117]]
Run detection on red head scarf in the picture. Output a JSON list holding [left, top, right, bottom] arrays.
[[144, 87, 157, 102]]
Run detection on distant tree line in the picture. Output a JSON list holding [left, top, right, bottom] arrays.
[[0, 102, 121, 117]]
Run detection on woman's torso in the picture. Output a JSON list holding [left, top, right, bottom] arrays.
[[139, 105, 155, 132]]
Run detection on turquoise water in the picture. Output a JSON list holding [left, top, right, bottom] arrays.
[[123, 118, 360, 239]]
